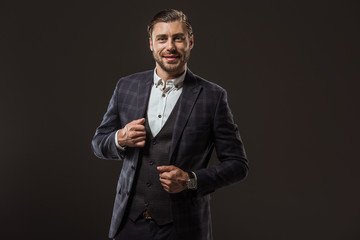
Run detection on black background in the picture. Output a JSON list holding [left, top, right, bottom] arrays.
[[1, 1, 359, 239]]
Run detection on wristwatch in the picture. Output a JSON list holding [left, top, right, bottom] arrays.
[[186, 171, 197, 190]]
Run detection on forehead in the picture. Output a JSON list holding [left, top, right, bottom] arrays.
[[151, 20, 187, 37]]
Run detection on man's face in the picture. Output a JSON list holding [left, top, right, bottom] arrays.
[[150, 20, 194, 76]]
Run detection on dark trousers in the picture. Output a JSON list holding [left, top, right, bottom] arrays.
[[114, 217, 176, 240]]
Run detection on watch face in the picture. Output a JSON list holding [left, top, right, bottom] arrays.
[[187, 179, 197, 190]]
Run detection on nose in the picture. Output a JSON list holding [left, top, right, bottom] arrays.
[[166, 39, 175, 51]]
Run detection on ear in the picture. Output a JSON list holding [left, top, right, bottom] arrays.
[[149, 37, 153, 51], [189, 34, 194, 50]]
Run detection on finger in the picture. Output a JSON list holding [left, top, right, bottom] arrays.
[[160, 181, 167, 188], [127, 125, 146, 132], [131, 135, 146, 143], [133, 141, 146, 147], [130, 118, 145, 125], [128, 131, 146, 139], [161, 185, 170, 192], [160, 181, 172, 190], [159, 172, 172, 179], [157, 165, 176, 173], [159, 178, 171, 185], [134, 141, 146, 147], [130, 140, 146, 146]]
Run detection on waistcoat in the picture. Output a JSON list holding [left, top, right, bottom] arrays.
[[128, 100, 180, 225]]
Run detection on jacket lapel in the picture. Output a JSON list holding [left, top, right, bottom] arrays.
[[130, 72, 153, 167], [134, 72, 153, 120], [169, 70, 202, 163]]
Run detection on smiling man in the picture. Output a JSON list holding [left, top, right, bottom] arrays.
[[92, 9, 248, 240], [150, 20, 192, 77]]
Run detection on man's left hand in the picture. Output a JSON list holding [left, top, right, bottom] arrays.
[[157, 165, 189, 193]]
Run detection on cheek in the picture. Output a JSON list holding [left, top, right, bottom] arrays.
[[153, 45, 163, 53], [178, 44, 189, 52]]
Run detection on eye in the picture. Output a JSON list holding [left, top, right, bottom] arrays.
[[174, 36, 185, 42], [157, 37, 167, 43]]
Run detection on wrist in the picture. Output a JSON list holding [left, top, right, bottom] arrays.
[[115, 130, 127, 150], [186, 171, 197, 190]]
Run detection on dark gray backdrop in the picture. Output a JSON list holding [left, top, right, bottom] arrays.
[[1, 0, 359, 239]]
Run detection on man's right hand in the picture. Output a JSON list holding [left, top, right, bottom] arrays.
[[117, 118, 146, 148]]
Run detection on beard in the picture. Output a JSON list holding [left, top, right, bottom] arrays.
[[152, 50, 191, 74]]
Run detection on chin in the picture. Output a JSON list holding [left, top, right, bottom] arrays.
[[162, 63, 181, 72]]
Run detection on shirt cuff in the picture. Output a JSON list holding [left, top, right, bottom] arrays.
[[115, 130, 126, 151]]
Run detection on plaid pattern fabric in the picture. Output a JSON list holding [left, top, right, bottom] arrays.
[[92, 69, 248, 239]]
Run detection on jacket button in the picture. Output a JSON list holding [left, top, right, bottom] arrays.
[[131, 165, 136, 170], [149, 161, 154, 165]]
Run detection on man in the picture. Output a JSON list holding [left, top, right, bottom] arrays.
[[92, 9, 248, 240]]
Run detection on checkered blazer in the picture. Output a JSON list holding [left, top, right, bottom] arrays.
[[92, 69, 248, 240]]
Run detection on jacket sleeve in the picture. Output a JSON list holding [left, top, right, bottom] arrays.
[[91, 81, 125, 160], [194, 89, 248, 196]]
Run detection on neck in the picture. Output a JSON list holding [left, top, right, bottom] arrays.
[[155, 65, 186, 82]]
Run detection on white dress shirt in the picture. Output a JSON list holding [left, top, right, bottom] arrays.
[[147, 69, 185, 137]]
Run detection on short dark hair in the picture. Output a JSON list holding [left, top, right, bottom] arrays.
[[147, 9, 193, 38]]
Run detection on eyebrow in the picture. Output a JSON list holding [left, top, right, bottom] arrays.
[[155, 33, 186, 39], [155, 34, 168, 39], [173, 33, 186, 38]]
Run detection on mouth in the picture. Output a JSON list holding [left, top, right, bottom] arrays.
[[163, 55, 179, 62]]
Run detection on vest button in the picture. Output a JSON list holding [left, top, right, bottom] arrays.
[[146, 182, 152, 187], [149, 161, 154, 165], [145, 202, 149, 207]]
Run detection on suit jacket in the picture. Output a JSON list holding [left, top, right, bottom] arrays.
[[92, 69, 248, 240]]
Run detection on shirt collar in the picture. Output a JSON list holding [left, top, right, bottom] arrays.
[[153, 68, 186, 90]]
